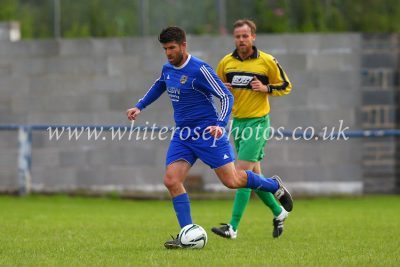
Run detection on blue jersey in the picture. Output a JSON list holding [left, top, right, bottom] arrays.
[[135, 55, 233, 129]]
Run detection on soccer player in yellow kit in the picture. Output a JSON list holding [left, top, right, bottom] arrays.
[[211, 19, 293, 239]]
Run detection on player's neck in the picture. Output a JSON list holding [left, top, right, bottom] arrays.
[[238, 48, 254, 60]]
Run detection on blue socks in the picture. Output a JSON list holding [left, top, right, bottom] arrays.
[[245, 170, 279, 193], [172, 174, 277, 228], [172, 193, 192, 228]]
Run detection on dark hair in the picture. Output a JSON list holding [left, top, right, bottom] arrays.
[[233, 19, 257, 34], [158, 26, 186, 44]]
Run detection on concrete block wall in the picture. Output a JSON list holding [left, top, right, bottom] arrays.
[[360, 34, 400, 193], [0, 33, 389, 195], [0, 131, 18, 191]]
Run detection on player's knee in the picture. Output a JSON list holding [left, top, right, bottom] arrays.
[[221, 178, 240, 189], [163, 173, 178, 189]]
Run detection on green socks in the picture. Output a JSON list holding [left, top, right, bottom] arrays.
[[229, 188, 251, 231], [255, 190, 282, 217], [229, 188, 283, 231]]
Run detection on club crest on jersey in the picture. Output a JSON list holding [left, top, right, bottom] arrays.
[[180, 75, 188, 84]]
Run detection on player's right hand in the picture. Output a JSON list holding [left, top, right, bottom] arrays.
[[126, 107, 141, 121], [206, 125, 224, 139]]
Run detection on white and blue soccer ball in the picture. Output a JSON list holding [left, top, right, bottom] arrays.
[[179, 224, 208, 249]]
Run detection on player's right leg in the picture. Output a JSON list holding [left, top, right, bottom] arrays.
[[233, 116, 284, 220], [211, 160, 256, 239], [164, 160, 191, 198], [163, 139, 196, 249], [163, 160, 192, 249]]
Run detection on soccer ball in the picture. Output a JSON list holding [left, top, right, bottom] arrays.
[[179, 224, 208, 249]]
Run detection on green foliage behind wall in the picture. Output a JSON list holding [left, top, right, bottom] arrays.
[[0, 0, 399, 39]]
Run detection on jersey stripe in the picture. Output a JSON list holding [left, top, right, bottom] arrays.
[[269, 63, 289, 91], [190, 78, 218, 116], [137, 74, 164, 107], [199, 65, 229, 122], [200, 65, 228, 121]]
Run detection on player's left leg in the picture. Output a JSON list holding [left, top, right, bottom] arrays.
[[195, 133, 293, 211], [252, 162, 282, 217], [214, 162, 293, 212], [212, 161, 286, 239]]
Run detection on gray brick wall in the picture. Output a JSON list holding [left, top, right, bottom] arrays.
[[0, 33, 392, 195]]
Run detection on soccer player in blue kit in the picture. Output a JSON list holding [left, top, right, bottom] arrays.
[[126, 26, 293, 249]]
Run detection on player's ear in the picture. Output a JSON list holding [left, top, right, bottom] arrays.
[[181, 41, 187, 49]]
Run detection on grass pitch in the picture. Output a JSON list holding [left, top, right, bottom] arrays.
[[0, 195, 399, 266]]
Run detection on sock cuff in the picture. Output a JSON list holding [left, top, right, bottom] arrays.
[[173, 193, 190, 203], [245, 170, 254, 188]]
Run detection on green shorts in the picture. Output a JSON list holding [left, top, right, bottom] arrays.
[[232, 115, 270, 162]]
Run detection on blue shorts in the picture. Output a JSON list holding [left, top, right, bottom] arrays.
[[166, 132, 235, 169]]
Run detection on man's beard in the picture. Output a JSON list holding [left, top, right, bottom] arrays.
[[172, 52, 184, 66], [238, 44, 250, 54]]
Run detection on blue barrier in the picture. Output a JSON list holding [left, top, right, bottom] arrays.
[[1, 124, 399, 195], [1, 124, 400, 137]]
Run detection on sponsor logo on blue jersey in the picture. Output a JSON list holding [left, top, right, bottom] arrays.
[[167, 87, 180, 102]]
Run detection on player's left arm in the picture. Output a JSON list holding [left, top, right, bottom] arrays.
[[198, 64, 233, 127], [266, 57, 292, 97]]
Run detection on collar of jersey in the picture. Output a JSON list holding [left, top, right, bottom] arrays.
[[173, 54, 192, 69], [231, 46, 259, 61]]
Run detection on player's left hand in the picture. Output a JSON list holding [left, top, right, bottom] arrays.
[[206, 126, 224, 138], [251, 76, 269, 92]]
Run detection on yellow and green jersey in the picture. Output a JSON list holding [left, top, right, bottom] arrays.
[[217, 47, 292, 119]]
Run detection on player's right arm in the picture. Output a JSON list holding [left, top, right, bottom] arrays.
[[126, 107, 140, 121], [216, 57, 232, 90], [127, 70, 167, 120]]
